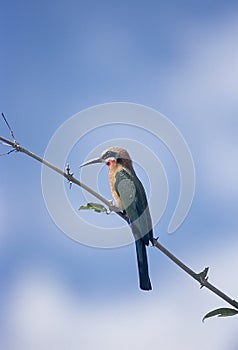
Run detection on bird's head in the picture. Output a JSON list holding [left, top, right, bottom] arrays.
[[80, 146, 133, 170]]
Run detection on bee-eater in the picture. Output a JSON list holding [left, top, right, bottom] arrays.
[[81, 147, 153, 291]]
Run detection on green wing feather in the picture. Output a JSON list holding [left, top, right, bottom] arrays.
[[115, 169, 153, 245]]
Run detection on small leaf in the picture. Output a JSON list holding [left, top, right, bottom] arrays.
[[79, 202, 107, 213], [202, 307, 238, 322]]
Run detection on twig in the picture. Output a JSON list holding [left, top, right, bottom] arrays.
[[1, 113, 16, 140], [0, 136, 124, 219], [153, 239, 238, 309], [1, 135, 238, 311]]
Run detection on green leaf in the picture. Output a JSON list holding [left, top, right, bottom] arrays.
[[78, 202, 107, 213], [202, 307, 238, 322]]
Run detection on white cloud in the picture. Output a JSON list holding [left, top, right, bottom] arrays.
[[162, 14, 238, 202], [166, 14, 238, 112], [5, 239, 238, 350], [0, 193, 8, 244]]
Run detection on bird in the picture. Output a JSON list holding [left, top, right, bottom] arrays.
[[80, 146, 154, 291]]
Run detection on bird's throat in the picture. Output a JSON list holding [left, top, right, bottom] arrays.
[[108, 162, 124, 209]]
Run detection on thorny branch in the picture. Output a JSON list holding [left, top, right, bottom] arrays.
[[1, 134, 238, 313]]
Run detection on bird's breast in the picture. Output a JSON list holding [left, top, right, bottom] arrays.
[[109, 165, 123, 209]]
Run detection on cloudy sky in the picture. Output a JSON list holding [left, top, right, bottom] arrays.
[[1, 1, 238, 349]]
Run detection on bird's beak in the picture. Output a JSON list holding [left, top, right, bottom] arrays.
[[80, 157, 104, 168]]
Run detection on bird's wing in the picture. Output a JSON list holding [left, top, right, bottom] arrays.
[[115, 170, 152, 244]]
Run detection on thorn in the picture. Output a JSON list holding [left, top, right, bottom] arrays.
[[65, 163, 74, 189], [197, 267, 209, 288], [200, 276, 209, 289]]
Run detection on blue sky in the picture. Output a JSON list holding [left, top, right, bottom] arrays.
[[1, 1, 238, 349]]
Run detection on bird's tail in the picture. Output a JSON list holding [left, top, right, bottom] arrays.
[[135, 239, 152, 291]]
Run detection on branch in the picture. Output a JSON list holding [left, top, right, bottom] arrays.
[[153, 239, 238, 310], [1, 135, 238, 313], [0, 136, 124, 219]]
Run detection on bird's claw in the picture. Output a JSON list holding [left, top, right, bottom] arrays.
[[107, 200, 121, 214]]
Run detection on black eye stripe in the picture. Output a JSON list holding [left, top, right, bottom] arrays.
[[102, 151, 117, 160]]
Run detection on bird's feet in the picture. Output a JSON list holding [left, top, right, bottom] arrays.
[[107, 200, 121, 214]]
